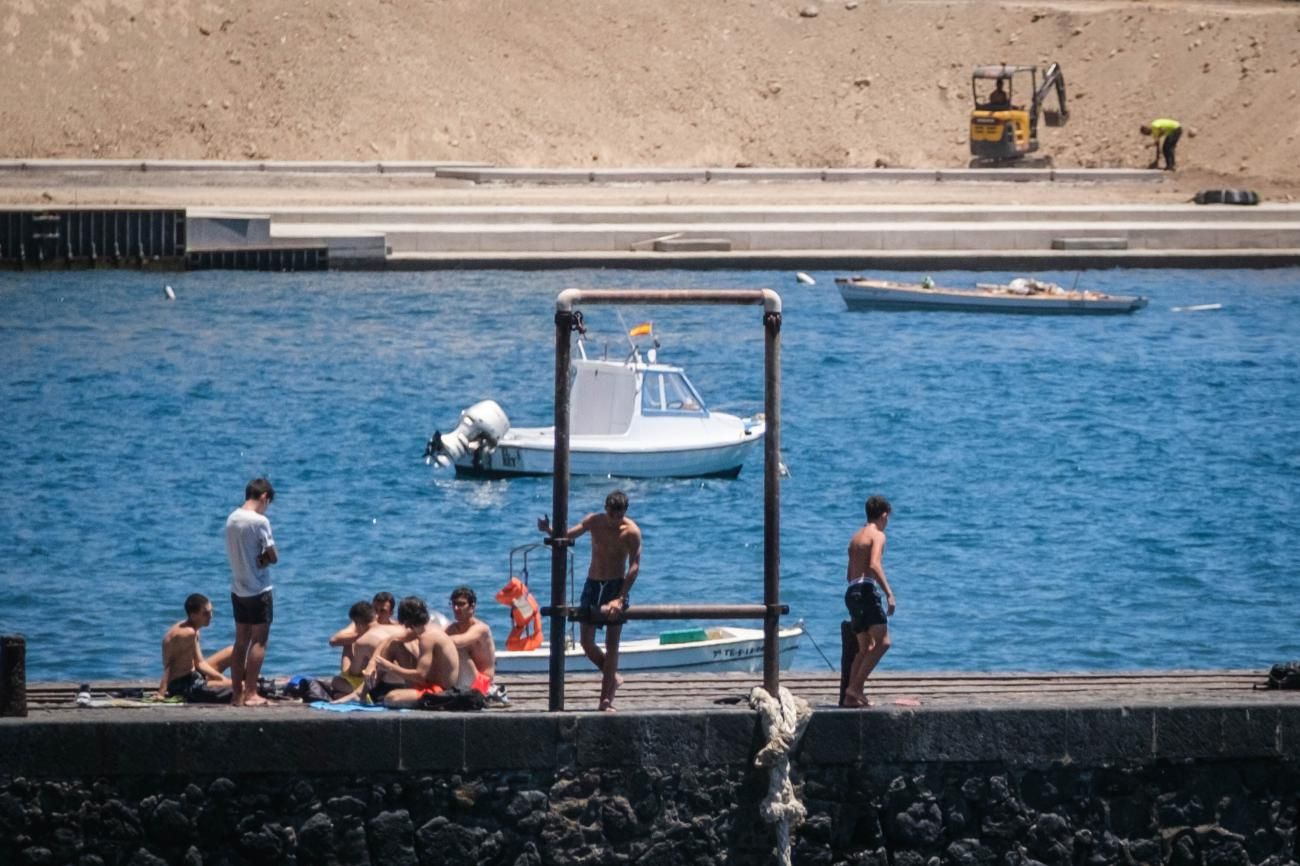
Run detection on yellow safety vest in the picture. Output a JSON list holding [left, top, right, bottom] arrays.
[[1150, 118, 1181, 140]]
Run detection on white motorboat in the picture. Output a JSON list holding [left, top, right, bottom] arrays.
[[424, 325, 765, 479], [496, 623, 804, 674], [836, 276, 1148, 315]]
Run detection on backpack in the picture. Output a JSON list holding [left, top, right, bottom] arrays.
[[284, 675, 335, 703], [1264, 661, 1300, 690], [416, 687, 486, 712]]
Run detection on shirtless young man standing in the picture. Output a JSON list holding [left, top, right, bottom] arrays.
[[843, 495, 895, 708], [158, 593, 234, 703], [538, 490, 642, 712], [365, 595, 459, 709], [445, 586, 496, 695]]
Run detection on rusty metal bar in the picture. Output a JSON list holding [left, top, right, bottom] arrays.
[[626, 603, 788, 620], [762, 307, 782, 695], [547, 288, 783, 712], [543, 603, 788, 621], [546, 308, 577, 711], [556, 288, 781, 312]]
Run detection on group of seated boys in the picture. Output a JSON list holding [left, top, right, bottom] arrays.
[[157, 588, 496, 707]]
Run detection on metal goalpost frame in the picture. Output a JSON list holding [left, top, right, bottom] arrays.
[[543, 288, 785, 711]]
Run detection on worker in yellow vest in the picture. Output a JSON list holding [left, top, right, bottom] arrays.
[[1139, 118, 1182, 171]]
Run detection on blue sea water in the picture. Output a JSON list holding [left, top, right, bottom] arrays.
[[1, 267, 1298, 683]]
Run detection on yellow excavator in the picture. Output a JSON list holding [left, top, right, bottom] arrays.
[[969, 62, 1068, 164]]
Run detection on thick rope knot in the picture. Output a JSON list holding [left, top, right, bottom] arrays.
[[750, 685, 812, 866]]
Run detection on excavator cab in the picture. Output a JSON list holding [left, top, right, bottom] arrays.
[[969, 63, 1068, 163]]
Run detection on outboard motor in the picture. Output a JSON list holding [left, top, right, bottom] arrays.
[[424, 400, 511, 468]]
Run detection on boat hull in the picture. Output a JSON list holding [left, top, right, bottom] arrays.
[[837, 278, 1148, 315], [496, 625, 802, 674], [454, 434, 763, 479]]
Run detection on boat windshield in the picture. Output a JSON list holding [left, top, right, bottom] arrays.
[[640, 371, 707, 416]]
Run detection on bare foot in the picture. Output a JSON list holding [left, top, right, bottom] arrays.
[[242, 695, 269, 707], [840, 693, 871, 708], [598, 700, 617, 712]]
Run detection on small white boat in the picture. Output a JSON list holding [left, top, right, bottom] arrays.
[[424, 325, 765, 479], [496, 623, 804, 674], [836, 276, 1148, 315]]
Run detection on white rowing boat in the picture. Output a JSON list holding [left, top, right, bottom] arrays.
[[496, 623, 804, 674]]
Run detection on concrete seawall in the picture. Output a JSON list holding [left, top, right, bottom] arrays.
[[3, 162, 1298, 271], [4, 675, 1299, 865]]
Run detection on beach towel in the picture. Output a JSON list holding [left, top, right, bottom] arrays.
[[308, 701, 394, 713]]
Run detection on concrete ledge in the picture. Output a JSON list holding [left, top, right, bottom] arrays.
[[653, 237, 732, 252], [4, 702, 1299, 778], [706, 168, 826, 182], [0, 159, 489, 175], [385, 248, 1300, 271], [1053, 237, 1130, 250]]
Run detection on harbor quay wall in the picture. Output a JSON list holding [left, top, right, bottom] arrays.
[[1, 704, 1298, 866]]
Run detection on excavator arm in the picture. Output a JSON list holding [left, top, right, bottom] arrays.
[[1031, 62, 1068, 136]]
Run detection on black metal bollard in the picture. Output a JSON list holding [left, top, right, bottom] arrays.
[[0, 635, 27, 717], [839, 621, 855, 708]]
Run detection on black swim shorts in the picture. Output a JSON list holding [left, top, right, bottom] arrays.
[[845, 581, 888, 633], [368, 679, 401, 703], [579, 578, 628, 628], [166, 671, 232, 704], [231, 590, 274, 626]]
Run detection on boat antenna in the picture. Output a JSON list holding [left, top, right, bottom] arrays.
[[1070, 272, 1081, 291], [614, 308, 635, 350]]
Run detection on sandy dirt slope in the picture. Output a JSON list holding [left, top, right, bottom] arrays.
[[0, 0, 1297, 194]]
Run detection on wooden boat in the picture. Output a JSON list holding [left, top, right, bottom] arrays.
[[836, 276, 1148, 315]]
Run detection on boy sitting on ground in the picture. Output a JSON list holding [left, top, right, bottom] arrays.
[[365, 595, 459, 708], [330, 600, 408, 703], [158, 593, 234, 703]]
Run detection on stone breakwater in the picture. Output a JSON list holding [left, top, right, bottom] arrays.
[[2, 702, 1299, 865]]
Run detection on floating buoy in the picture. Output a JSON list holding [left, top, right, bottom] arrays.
[[164, 285, 176, 301], [795, 272, 815, 285], [1171, 303, 1223, 312]]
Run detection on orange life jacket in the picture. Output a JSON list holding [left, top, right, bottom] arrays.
[[494, 576, 543, 651]]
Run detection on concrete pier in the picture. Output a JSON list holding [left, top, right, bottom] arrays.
[[3, 671, 1298, 865]]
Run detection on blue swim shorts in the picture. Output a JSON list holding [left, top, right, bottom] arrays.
[[844, 581, 887, 633]]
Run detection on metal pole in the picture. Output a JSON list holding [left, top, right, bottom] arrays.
[[547, 310, 575, 711], [619, 603, 783, 620], [762, 309, 782, 695], [0, 635, 27, 717]]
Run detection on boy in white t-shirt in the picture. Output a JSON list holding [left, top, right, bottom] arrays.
[[225, 477, 277, 707]]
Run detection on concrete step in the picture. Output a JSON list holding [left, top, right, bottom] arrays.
[[259, 203, 1300, 227], [434, 166, 1165, 185], [386, 248, 1300, 270], [1052, 238, 1129, 250], [353, 220, 1300, 253]]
